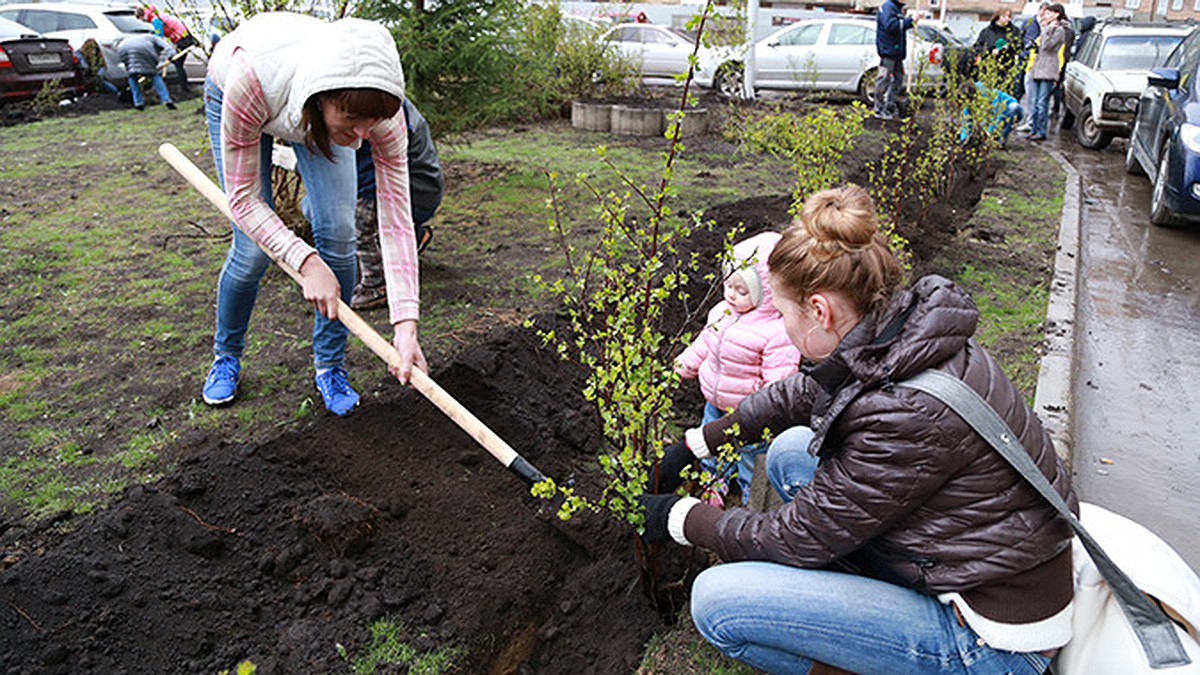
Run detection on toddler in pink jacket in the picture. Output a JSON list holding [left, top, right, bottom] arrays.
[[675, 231, 800, 506]]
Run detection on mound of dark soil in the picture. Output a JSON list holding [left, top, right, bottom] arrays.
[[0, 110, 992, 673]]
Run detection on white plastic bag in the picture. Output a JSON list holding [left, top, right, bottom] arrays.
[[1053, 503, 1200, 675]]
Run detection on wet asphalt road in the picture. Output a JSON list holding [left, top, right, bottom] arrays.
[[1046, 132, 1200, 569]]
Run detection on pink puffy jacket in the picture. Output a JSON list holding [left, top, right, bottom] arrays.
[[676, 232, 801, 411]]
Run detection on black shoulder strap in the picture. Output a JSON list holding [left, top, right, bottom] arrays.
[[897, 369, 1191, 669]]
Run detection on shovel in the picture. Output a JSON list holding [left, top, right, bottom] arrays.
[[158, 142, 548, 486]]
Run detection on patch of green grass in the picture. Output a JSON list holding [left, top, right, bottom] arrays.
[[0, 454, 99, 518], [639, 617, 759, 674], [957, 262, 1049, 396], [338, 616, 464, 675]]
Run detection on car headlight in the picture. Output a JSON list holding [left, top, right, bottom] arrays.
[[1180, 123, 1200, 153], [1102, 94, 1138, 113]]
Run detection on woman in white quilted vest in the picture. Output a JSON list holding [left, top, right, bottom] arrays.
[[201, 12, 425, 416]]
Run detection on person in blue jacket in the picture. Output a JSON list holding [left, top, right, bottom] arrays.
[[874, 0, 916, 119]]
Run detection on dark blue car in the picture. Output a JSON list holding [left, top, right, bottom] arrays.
[[1126, 27, 1200, 227]]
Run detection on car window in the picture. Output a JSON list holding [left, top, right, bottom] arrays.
[[1098, 35, 1186, 70], [829, 23, 872, 46], [0, 15, 37, 38], [1075, 34, 1099, 67], [915, 25, 962, 47], [10, 9, 95, 32], [103, 11, 153, 33], [1162, 30, 1197, 69], [642, 28, 677, 45], [777, 23, 821, 47], [610, 26, 638, 42]]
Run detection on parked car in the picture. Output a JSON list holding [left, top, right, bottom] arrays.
[[1062, 22, 1191, 150], [712, 17, 964, 102], [0, 2, 205, 85], [1125, 27, 1200, 226], [0, 15, 83, 102], [602, 23, 727, 88]]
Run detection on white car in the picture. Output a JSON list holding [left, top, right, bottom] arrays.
[[0, 2, 206, 84], [1062, 22, 1192, 150], [602, 23, 728, 88], [712, 17, 963, 101]]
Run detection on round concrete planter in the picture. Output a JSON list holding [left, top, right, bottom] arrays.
[[571, 100, 611, 132], [610, 105, 664, 136]]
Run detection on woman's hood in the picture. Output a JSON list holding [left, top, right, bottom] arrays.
[[285, 18, 405, 126]]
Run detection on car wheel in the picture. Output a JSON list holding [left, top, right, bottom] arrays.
[[1124, 121, 1145, 176], [1076, 107, 1113, 150], [1060, 108, 1076, 130], [1150, 146, 1180, 227], [859, 67, 879, 106], [715, 62, 745, 100]]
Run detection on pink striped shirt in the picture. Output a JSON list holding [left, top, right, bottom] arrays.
[[220, 49, 419, 325]]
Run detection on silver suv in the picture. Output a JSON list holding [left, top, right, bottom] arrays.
[[1062, 21, 1192, 150], [0, 2, 206, 84]]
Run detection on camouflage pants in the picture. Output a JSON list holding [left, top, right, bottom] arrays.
[[355, 197, 384, 290], [356, 198, 432, 293]]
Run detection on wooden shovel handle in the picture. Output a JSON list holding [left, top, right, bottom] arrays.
[[158, 142, 547, 485]]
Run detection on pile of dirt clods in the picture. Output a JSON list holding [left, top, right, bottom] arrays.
[[0, 200, 794, 674]]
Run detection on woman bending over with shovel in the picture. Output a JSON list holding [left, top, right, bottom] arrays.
[[640, 184, 1075, 674], [201, 12, 425, 415]]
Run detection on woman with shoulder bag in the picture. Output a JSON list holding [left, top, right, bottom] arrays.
[[640, 184, 1076, 675]]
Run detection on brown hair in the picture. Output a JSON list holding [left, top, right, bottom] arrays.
[[300, 88, 402, 159], [1046, 3, 1068, 22], [989, 8, 1012, 23], [768, 185, 905, 314]]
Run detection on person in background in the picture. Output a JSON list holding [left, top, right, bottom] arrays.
[[1050, 16, 1075, 118], [201, 12, 426, 415], [138, 4, 200, 95], [640, 184, 1075, 675], [972, 8, 1021, 93], [1015, 2, 1048, 131], [674, 232, 800, 507], [76, 38, 120, 96], [117, 33, 176, 111], [351, 100, 444, 311], [874, 0, 916, 120], [1028, 3, 1067, 142], [959, 80, 1024, 147]]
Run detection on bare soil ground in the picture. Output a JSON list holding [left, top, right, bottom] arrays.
[[0, 89, 1059, 673]]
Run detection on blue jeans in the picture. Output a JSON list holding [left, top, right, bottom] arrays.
[[700, 403, 766, 504], [1031, 78, 1055, 138], [128, 72, 171, 107], [204, 77, 358, 369], [691, 425, 1054, 675]]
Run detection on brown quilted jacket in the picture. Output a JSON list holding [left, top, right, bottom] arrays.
[[688, 275, 1076, 623]]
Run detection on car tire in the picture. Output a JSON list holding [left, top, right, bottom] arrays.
[[1076, 107, 1113, 150], [859, 67, 879, 106], [1150, 146, 1181, 227], [1124, 121, 1146, 176], [715, 62, 746, 100], [1060, 108, 1076, 130]]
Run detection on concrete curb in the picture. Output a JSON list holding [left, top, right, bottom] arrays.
[[1033, 148, 1082, 464]]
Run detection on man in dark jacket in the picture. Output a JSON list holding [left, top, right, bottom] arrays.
[[116, 34, 176, 110], [350, 100, 445, 310], [874, 0, 915, 119]]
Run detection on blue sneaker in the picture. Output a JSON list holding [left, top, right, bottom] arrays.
[[202, 355, 240, 406], [315, 367, 359, 416]]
